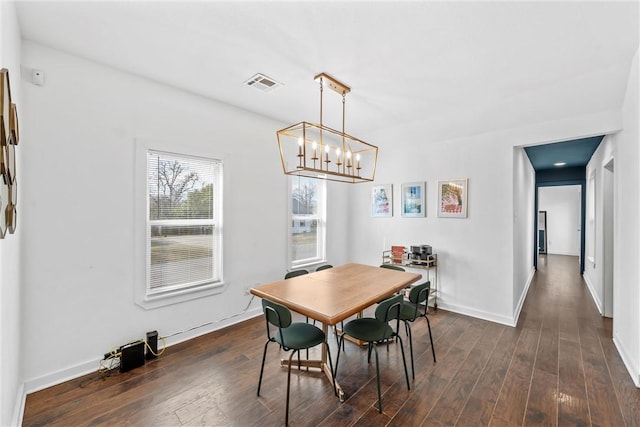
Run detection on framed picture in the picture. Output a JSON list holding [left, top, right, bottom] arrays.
[[372, 184, 393, 217], [401, 182, 426, 217], [438, 178, 468, 218]]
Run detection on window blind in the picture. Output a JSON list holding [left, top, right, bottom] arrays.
[[147, 150, 222, 294]]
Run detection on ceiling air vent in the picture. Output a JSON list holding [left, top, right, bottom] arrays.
[[244, 73, 282, 92]]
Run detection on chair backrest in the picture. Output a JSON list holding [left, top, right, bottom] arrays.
[[408, 281, 431, 304], [379, 264, 405, 272], [262, 299, 292, 329], [375, 294, 403, 322], [284, 269, 309, 279], [316, 264, 333, 271]]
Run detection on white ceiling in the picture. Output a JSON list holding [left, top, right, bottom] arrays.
[[14, 1, 640, 144]]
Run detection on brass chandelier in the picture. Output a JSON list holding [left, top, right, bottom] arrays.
[[276, 72, 378, 183]]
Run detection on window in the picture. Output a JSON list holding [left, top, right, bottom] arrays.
[[289, 176, 326, 267], [147, 150, 222, 297]]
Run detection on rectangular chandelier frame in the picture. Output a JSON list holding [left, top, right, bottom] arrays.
[[276, 72, 378, 184], [277, 121, 378, 183]]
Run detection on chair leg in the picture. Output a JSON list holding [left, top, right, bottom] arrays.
[[396, 334, 411, 391], [367, 342, 373, 363], [372, 344, 382, 413], [257, 339, 270, 396], [426, 315, 436, 363], [286, 349, 298, 426], [405, 321, 415, 379]]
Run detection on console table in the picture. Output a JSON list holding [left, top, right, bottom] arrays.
[[382, 249, 438, 309]]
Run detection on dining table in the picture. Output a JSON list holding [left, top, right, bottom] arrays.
[[250, 262, 421, 401]]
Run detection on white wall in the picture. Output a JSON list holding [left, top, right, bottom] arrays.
[[512, 147, 535, 319], [349, 131, 516, 325], [347, 104, 621, 327], [538, 185, 582, 256], [583, 135, 615, 314], [612, 48, 640, 387], [0, 1, 23, 425], [19, 41, 351, 392]]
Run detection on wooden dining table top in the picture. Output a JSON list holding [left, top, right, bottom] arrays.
[[250, 263, 422, 326]]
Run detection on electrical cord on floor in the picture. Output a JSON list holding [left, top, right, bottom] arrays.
[[96, 338, 141, 374], [144, 336, 167, 357], [97, 346, 121, 378], [161, 295, 256, 340], [94, 295, 257, 378]]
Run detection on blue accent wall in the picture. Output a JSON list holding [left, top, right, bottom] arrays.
[[536, 166, 585, 183]]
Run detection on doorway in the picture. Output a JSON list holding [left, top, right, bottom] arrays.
[[538, 185, 582, 264], [538, 211, 547, 254]]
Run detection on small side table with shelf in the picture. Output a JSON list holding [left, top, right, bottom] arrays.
[[382, 249, 438, 310]]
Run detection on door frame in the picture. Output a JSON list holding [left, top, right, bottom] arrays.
[[534, 176, 586, 273], [602, 157, 614, 317]]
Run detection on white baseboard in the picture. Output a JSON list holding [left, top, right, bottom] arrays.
[[546, 251, 580, 257], [20, 308, 262, 409], [582, 273, 604, 315], [11, 382, 25, 427], [613, 333, 640, 388], [163, 307, 262, 348], [24, 355, 111, 396], [441, 266, 534, 328], [436, 301, 516, 327], [512, 267, 536, 325]]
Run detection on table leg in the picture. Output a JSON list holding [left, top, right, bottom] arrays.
[[279, 322, 345, 402]]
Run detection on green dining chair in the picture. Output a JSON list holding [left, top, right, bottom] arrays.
[[399, 281, 436, 379], [285, 269, 311, 324], [257, 299, 335, 426], [284, 269, 309, 279], [379, 264, 405, 271], [316, 264, 333, 271], [334, 293, 410, 413]]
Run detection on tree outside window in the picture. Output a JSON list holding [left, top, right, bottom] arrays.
[[147, 151, 222, 295]]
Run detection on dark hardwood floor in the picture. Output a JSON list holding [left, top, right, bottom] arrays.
[[23, 255, 640, 426]]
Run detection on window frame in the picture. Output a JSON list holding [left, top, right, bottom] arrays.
[[288, 176, 327, 269], [135, 140, 225, 309]]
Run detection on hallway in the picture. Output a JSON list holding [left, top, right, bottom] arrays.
[[504, 254, 640, 426]]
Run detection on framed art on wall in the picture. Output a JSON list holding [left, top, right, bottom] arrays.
[[0, 68, 18, 238], [372, 184, 393, 217], [438, 178, 468, 218], [401, 181, 425, 217]]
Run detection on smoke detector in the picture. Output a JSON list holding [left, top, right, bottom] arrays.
[[244, 73, 282, 92]]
